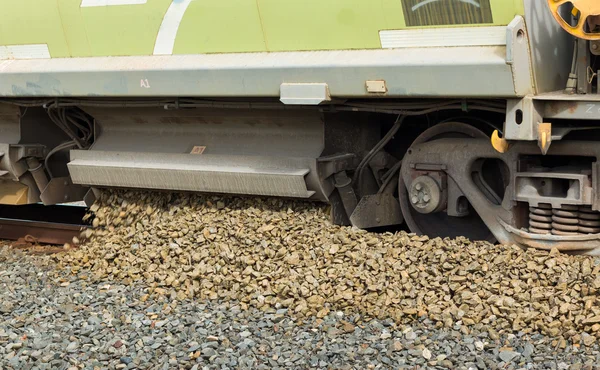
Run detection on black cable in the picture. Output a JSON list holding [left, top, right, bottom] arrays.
[[377, 160, 403, 195], [355, 115, 405, 188]]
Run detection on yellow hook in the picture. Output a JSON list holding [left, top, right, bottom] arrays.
[[491, 130, 509, 154]]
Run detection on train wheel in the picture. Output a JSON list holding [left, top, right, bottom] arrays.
[[398, 122, 506, 242]]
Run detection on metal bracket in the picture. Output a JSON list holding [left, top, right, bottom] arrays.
[[13, 144, 47, 161], [504, 98, 578, 154], [333, 171, 358, 219], [368, 152, 398, 187], [350, 193, 403, 229], [317, 153, 358, 179], [537, 122, 552, 155], [280, 83, 331, 105], [40, 177, 89, 205], [447, 177, 469, 217], [84, 188, 98, 207], [514, 172, 593, 208], [591, 40, 600, 56], [504, 97, 545, 141], [578, 39, 592, 94], [506, 16, 534, 96]]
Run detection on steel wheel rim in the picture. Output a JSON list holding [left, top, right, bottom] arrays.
[[398, 122, 501, 243]]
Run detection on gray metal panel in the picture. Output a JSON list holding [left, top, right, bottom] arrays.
[[380, 25, 506, 48], [504, 97, 543, 141], [536, 93, 600, 120], [280, 83, 331, 105], [535, 92, 600, 101], [85, 107, 325, 157], [524, 0, 573, 94], [515, 172, 591, 208], [68, 107, 331, 201], [68, 151, 316, 198], [543, 100, 600, 120], [506, 16, 534, 96], [0, 104, 20, 144], [1, 47, 519, 98]]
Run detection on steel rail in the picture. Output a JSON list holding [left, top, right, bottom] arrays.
[[0, 217, 86, 245]]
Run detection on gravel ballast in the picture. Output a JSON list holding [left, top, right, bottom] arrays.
[[57, 191, 600, 340], [2, 189, 600, 368], [2, 248, 600, 369]]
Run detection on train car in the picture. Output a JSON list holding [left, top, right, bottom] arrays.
[[1, 0, 599, 253]]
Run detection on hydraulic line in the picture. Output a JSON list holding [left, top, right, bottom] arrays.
[[355, 115, 405, 189], [26, 157, 49, 193], [0, 98, 508, 115]]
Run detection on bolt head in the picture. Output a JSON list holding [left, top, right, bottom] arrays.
[[593, 43, 599, 50], [409, 175, 443, 214]]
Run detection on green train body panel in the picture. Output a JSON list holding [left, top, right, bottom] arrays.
[[0, 0, 524, 58]]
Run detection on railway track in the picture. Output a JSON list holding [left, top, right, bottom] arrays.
[[0, 204, 89, 246]]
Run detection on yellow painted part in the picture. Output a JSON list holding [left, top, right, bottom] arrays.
[[547, 0, 600, 41], [538, 123, 552, 155], [491, 130, 510, 154], [0, 182, 29, 205]]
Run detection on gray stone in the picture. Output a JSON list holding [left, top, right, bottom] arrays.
[[201, 341, 219, 349], [202, 348, 217, 358], [498, 350, 520, 363], [405, 331, 417, 341], [66, 342, 78, 352], [522, 343, 535, 358]]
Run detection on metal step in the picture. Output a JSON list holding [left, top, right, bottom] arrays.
[[68, 151, 316, 199]]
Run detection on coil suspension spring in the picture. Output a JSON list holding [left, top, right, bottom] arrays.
[[529, 204, 600, 235]]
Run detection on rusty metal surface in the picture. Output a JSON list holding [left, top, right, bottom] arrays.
[[399, 122, 501, 242], [543, 99, 600, 119], [400, 129, 600, 249], [0, 203, 89, 245], [349, 193, 403, 229], [501, 219, 600, 255], [0, 217, 84, 245], [40, 177, 90, 205]]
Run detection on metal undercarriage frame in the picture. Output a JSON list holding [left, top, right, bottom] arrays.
[[402, 137, 600, 255], [505, 95, 600, 146], [0, 3, 595, 252]]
